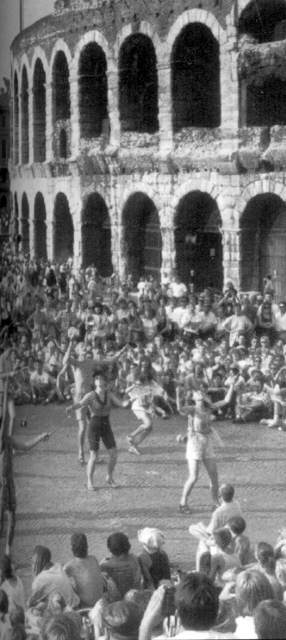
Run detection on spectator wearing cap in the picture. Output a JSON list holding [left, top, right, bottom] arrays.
[[138, 528, 171, 589]]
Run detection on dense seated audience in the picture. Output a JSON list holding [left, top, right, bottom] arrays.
[[3, 244, 286, 637]]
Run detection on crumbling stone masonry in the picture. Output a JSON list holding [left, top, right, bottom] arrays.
[[10, 0, 286, 296]]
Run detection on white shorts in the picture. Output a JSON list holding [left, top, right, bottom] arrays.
[[186, 432, 215, 461]]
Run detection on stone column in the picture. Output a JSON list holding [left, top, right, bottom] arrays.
[[45, 82, 53, 161], [107, 65, 120, 148], [157, 63, 173, 153], [28, 88, 34, 164], [117, 223, 128, 281], [10, 96, 14, 165], [222, 229, 241, 289], [160, 227, 175, 281], [45, 193, 54, 260], [18, 94, 22, 165], [70, 74, 80, 158]]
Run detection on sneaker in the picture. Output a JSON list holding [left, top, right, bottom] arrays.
[[78, 453, 85, 464], [87, 484, 96, 491], [106, 477, 117, 488], [128, 444, 140, 455]]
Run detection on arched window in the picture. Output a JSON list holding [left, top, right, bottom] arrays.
[[54, 193, 74, 261], [14, 72, 19, 164], [53, 51, 70, 121], [238, 0, 286, 43], [21, 66, 29, 164], [59, 129, 67, 158], [33, 59, 46, 162], [34, 192, 47, 259], [122, 192, 162, 283], [21, 192, 30, 254], [174, 191, 223, 290], [81, 193, 112, 276], [171, 23, 220, 131], [245, 77, 286, 126], [79, 43, 108, 139], [119, 34, 159, 133]]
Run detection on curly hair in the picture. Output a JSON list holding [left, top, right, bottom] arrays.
[[71, 532, 88, 559]]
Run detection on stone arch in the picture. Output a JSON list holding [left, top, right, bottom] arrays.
[[72, 31, 111, 73], [174, 190, 223, 290], [78, 40, 108, 139], [122, 192, 162, 283], [121, 183, 161, 217], [13, 71, 19, 164], [114, 22, 161, 60], [236, 180, 286, 216], [19, 53, 32, 86], [171, 179, 221, 220], [119, 32, 159, 133], [240, 192, 286, 297], [166, 9, 227, 55], [34, 192, 47, 260], [171, 21, 221, 131], [21, 65, 29, 164], [52, 50, 71, 122], [238, 0, 286, 42], [33, 58, 46, 162], [50, 39, 72, 72], [21, 192, 30, 254], [53, 192, 74, 262], [81, 193, 113, 276], [30, 47, 49, 81]]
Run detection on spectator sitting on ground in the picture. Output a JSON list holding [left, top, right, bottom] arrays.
[[235, 569, 274, 639], [100, 533, 142, 598], [226, 516, 253, 566], [102, 600, 143, 640], [251, 541, 284, 601], [0, 555, 25, 614], [254, 599, 286, 640], [41, 611, 82, 640], [137, 528, 171, 590], [207, 484, 243, 534], [30, 358, 58, 405], [64, 531, 103, 608], [28, 545, 79, 610]]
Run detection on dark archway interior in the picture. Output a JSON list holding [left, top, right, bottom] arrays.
[[54, 193, 74, 262], [241, 193, 286, 295], [21, 193, 30, 254], [0, 195, 8, 233], [175, 191, 223, 290], [82, 193, 112, 276], [59, 129, 68, 158], [171, 23, 220, 132], [123, 192, 162, 283], [34, 193, 47, 260], [14, 193, 19, 239], [246, 76, 286, 126], [238, 0, 286, 42], [79, 43, 108, 139], [21, 66, 29, 164], [14, 72, 19, 164], [53, 51, 70, 121], [119, 34, 159, 133], [33, 60, 46, 162]]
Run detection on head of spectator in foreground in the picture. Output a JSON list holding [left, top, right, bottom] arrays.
[[138, 527, 165, 555], [236, 569, 274, 617], [42, 612, 82, 640], [0, 589, 9, 617], [219, 483, 235, 504], [255, 541, 276, 572], [102, 601, 142, 640], [174, 572, 219, 631], [31, 545, 52, 578], [107, 533, 131, 558], [254, 600, 286, 640], [227, 515, 246, 537], [1, 554, 13, 581], [212, 527, 233, 551], [71, 532, 88, 559]]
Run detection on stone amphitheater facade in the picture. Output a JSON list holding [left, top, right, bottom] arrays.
[[10, 0, 286, 296]]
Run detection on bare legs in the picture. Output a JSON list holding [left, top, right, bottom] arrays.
[[128, 411, 153, 454], [87, 447, 117, 490], [77, 417, 86, 462], [180, 457, 219, 509], [0, 506, 16, 557]]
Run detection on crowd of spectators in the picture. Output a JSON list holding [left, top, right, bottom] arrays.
[[2, 243, 286, 637]]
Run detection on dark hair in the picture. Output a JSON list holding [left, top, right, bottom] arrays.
[[254, 600, 286, 640], [71, 532, 88, 559], [0, 589, 9, 615], [220, 483, 235, 503], [1, 554, 13, 580], [10, 606, 25, 627], [256, 542, 275, 572], [236, 570, 274, 616], [42, 612, 82, 640], [32, 545, 52, 577], [107, 532, 131, 556], [213, 528, 232, 550], [175, 572, 219, 631], [11, 626, 27, 640], [228, 516, 246, 536], [103, 601, 142, 636]]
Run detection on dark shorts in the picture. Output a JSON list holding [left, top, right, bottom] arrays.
[[1, 476, 16, 513], [88, 415, 116, 452]]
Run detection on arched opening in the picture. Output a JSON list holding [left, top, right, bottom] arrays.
[[174, 191, 223, 290], [59, 129, 67, 158], [119, 34, 159, 133], [53, 51, 70, 121], [238, 0, 286, 43], [0, 195, 9, 234], [33, 59, 46, 162], [81, 194, 112, 275], [79, 43, 108, 139], [34, 192, 47, 260], [122, 193, 162, 283], [14, 193, 19, 239], [21, 192, 30, 254], [171, 23, 220, 132], [54, 193, 74, 262], [14, 72, 19, 164], [245, 76, 286, 126], [21, 66, 29, 164], [241, 193, 286, 297]]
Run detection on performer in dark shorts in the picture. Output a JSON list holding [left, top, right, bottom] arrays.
[[67, 370, 129, 491]]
